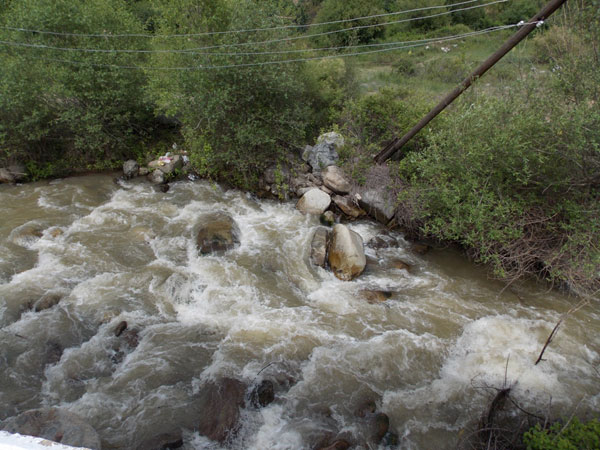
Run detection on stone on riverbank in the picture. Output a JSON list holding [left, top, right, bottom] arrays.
[[302, 132, 343, 173], [322, 166, 351, 194], [357, 188, 396, 225], [296, 188, 331, 215], [123, 160, 139, 180], [328, 224, 366, 281], [332, 195, 365, 219], [196, 213, 241, 255], [147, 169, 165, 185], [0, 408, 102, 450]]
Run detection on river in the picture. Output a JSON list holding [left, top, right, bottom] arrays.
[[0, 174, 598, 449]]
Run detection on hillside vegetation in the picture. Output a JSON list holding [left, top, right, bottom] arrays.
[[0, 0, 598, 294]]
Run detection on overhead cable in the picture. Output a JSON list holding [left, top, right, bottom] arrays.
[[0, 23, 532, 71], [0, 0, 508, 53], [0, 0, 492, 38]]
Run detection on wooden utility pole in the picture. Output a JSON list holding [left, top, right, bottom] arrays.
[[374, 0, 569, 164]]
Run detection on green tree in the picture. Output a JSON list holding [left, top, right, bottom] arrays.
[[147, 0, 319, 188], [0, 0, 153, 172]]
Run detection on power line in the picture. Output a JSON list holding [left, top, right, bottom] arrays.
[[0, 0, 508, 54], [0, 23, 527, 71], [0, 0, 491, 38], [0, 24, 517, 57]]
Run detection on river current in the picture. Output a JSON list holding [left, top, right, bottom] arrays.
[[0, 174, 598, 449]]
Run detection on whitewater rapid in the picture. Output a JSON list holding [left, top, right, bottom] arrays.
[[0, 174, 598, 449]]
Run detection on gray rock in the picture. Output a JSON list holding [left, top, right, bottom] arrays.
[[123, 160, 139, 179], [328, 224, 366, 281], [0, 167, 15, 183], [197, 378, 246, 443], [147, 169, 165, 185], [138, 167, 150, 177], [317, 132, 345, 148], [303, 132, 344, 173], [310, 228, 329, 267], [0, 408, 102, 449], [296, 189, 331, 215], [158, 155, 183, 175], [332, 195, 365, 219], [322, 166, 351, 194], [357, 189, 396, 224], [8, 164, 27, 182], [196, 213, 241, 255]]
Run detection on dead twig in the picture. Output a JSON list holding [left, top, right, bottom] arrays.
[[535, 299, 589, 365]]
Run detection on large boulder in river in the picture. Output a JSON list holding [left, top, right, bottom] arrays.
[[0, 408, 102, 449], [197, 378, 246, 443], [196, 213, 241, 255], [328, 224, 366, 281], [302, 132, 344, 173], [297, 189, 331, 215], [123, 160, 139, 180], [357, 188, 396, 225], [322, 166, 351, 194], [310, 227, 329, 267]]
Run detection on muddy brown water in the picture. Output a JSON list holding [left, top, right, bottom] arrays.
[[0, 174, 598, 449]]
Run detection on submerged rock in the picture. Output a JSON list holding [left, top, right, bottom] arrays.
[[322, 166, 351, 194], [34, 293, 62, 312], [0, 408, 102, 449], [123, 160, 139, 180], [196, 213, 241, 255], [412, 243, 430, 255], [360, 290, 392, 304], [135, 431, 184, 450], [197, 378, 246, 443], [328, 224, 366, 281], [310, 228, 329, 268], [392, 260, 411, 271], [318, 439, 351, 450], [114, 320, 128, 337], [44, 341, 64, 366], [296, 188, 331, 215], [250, 380, 275, 408]]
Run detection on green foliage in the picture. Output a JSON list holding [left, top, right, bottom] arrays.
[[523, 419, 600, 450], [337, 87, 429, 183], [398, 58, 599, 290], [0, 0, 153, 171], [313, 0, 386, 46], [148, 0, 319, 189]]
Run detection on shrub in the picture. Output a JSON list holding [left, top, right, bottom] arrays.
[[523, 418, 600, 450], [148, 0, 320, 189], [0, 0, 153, 170]]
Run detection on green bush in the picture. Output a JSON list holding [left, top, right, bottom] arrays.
[[523, 418, 600, 450], [312, 0, 386, 47], [147, 0, 321, 189], [0, 0, 154, 171], [337, 87, 429, 183]]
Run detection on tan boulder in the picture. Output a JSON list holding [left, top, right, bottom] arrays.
[[322, 166, 352, 194], [327, 224, 366, 281], [296, 188, 331, 215]]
